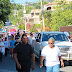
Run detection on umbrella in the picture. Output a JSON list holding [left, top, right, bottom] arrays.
[[10, 32, 16, 34], [2, 30, 6, 32], [9, 29, 16, 32]]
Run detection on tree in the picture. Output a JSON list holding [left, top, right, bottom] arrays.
[[33, 0, 48, 9], [0, 0, 11, 24], [18, 20, 25, 30], [9, 6, 24, 25], [25, 6, 34, 14], [39, 1, 72, 31], [11, 4, 23, 10], [0, 21, 4, 29], [51, 2, 72, 31], [39, 10, 51, 29], [30, 24, 37, 33]]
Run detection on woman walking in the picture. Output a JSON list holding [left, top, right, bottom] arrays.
[[40, 37, 64, 72]]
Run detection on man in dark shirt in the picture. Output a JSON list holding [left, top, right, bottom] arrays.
[[13, 34, 35, 72]]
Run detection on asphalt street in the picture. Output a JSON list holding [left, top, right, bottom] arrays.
[[0, 54, 72, 72]]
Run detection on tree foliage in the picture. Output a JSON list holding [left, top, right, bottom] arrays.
[[8, 0, 72, 32], [50, 1, 72, 31], [40, 10, 51, 29], [25, 6, 33, 14], [39, 1, 72, 31], [0, 0, 11, 24], [29, 24, 37, 33], [25, 0, 48, 14], [0, 21, 4, 29], [11, 3, 23, 10], [18, 21, 25, 30]]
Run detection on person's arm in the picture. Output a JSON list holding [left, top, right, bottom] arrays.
[[59, 56, 64, 67], [58, 46, 64, 67], [13, 53, 21, 69], [30, 45, 35, 71], [31, 53, 35, 70], [39, 56, 44, 68]]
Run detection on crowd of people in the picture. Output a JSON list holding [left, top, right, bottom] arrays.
[[0, 30, 36, 59], [0, 30, 36, 72], [0, 30, 72, 72]]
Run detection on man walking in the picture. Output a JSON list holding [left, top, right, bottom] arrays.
[[13, 34, 35, 72]]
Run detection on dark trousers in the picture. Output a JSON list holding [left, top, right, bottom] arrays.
[[16, 63, 31, 72], [0, 52, 2, 61], [17, 68, 30, 72], [5, 48, 8, 56]]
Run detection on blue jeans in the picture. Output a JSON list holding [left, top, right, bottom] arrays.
[[46, 64, 60, 72]]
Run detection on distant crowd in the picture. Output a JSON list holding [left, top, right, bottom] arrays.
[[0, 29, 36, 61]]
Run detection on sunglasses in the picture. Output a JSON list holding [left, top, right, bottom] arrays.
[[48, 43, 53, 44]]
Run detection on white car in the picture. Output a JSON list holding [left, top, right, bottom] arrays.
[[32, 31, 72, 61]]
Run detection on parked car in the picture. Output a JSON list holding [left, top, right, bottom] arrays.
[[32, 31, 72, 61]]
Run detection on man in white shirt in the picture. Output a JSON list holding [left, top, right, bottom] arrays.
[[40, 37, 64, 72], [28, 33, 35, 45]]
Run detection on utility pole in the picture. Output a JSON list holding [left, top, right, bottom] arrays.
[[40, 0, 45, 31], [23, 4, 26, 32]]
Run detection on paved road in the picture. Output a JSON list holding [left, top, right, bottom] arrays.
[[0, 55, 72, 72], [0, 55, 16, 72]]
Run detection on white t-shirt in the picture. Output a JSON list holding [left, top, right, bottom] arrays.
[[3, 41, 9, 48], [41, 45, 61, 66]]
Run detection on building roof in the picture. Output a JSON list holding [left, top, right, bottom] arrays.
[[44, 2, 56, 7], [59, 26, 72, 32], [31, 9, 42, 13]]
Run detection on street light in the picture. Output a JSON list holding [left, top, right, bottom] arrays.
[[40, 0, 45, 31]]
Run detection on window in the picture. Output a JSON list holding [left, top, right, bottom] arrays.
[[36, 33, 41, 40], [42, 33, 68, 41], [47, 7, 51, 10]]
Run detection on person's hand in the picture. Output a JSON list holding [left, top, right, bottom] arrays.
[[17, 63, 21, 69], [32, 65, 35, 71], [39, 63, 43, 68], [61, 62, 64, 67]]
